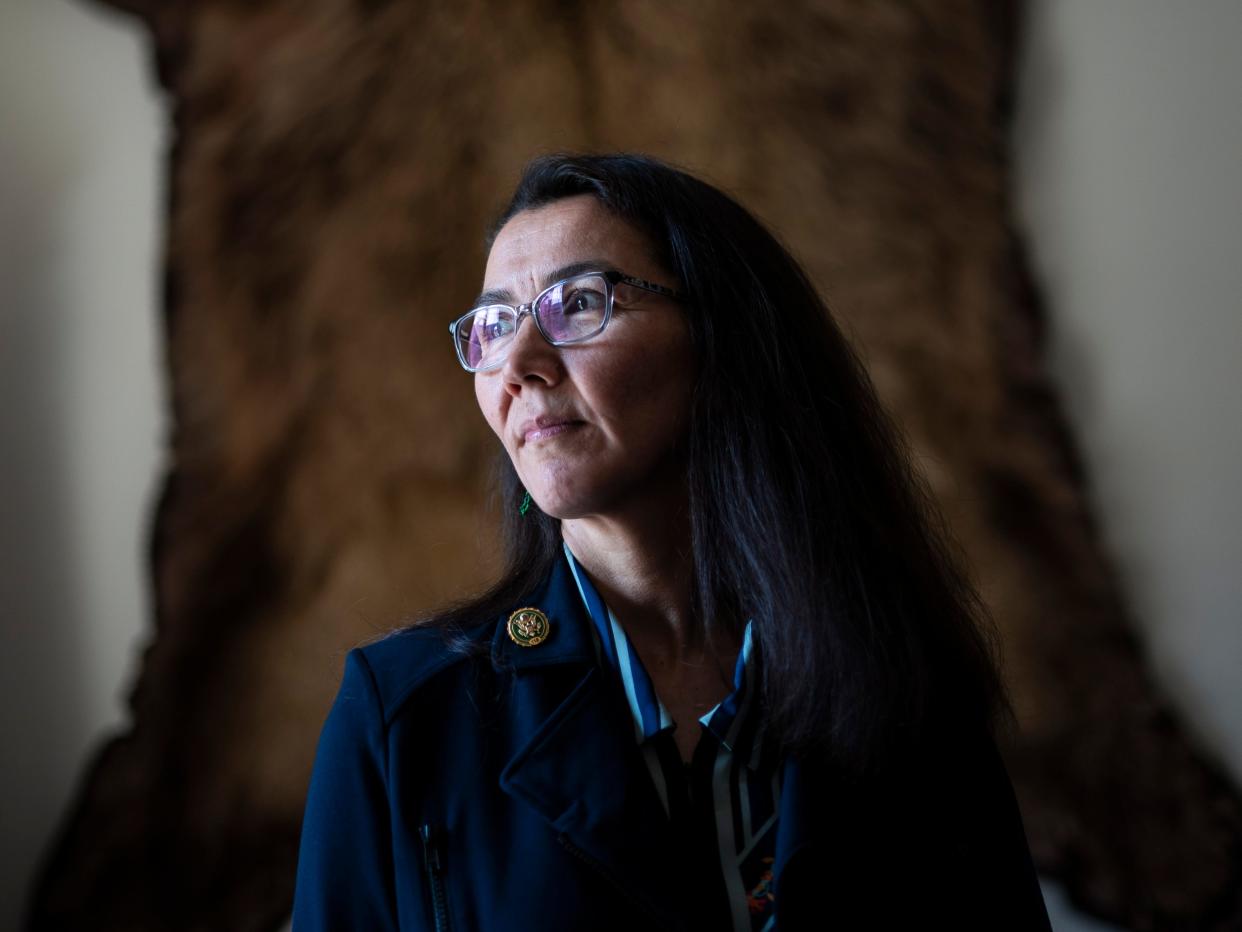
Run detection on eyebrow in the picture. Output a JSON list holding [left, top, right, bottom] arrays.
[[471, 259, 619, 308]]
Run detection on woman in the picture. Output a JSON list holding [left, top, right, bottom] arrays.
[[292, 153, 1052, 931]]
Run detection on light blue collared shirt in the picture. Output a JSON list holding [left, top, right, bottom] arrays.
[[562, 540, 782, 932]]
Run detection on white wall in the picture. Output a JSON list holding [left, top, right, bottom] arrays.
[[1, 1, 1237, 930], [1016, 0, 1242, 784], [0, 0, 165, 926], [1014, 1, 1242, 928]]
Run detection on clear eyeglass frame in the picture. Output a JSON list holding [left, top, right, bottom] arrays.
[[448, 269, 685, 373]]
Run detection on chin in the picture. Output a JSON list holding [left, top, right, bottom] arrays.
[[524, 481, 615, 521], [522, 464, 606, 515], [527, 496, 593, 521]]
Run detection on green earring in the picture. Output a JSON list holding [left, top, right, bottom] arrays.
[[519, 490, 532, 516]]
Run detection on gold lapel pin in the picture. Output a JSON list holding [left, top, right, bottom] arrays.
[[507, 607, 551, 647]]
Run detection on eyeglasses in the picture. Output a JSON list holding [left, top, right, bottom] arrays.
[[449, 269, 685, 372]]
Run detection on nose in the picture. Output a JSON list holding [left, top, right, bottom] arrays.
[[499, 306, 563, 394]]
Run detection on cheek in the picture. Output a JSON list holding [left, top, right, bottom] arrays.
[[474, 378, 505, 438], [601, 334, 694, 426]]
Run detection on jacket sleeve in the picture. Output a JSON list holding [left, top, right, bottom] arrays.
[[955, 729, 1053, 931], [292, 648, 401, 932]]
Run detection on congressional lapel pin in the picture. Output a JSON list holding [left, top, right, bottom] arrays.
[[507, 607, 551, 647]]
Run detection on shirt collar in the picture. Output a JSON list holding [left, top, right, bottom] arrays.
[[561, 541, 766, 765]]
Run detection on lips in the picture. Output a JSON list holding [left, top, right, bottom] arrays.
[[518, 414, 584, 444]]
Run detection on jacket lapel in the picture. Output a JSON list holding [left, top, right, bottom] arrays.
[[494, 553, 687, 931], [490, 552, 884, 928]]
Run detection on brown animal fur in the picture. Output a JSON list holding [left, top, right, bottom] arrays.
[[30, 1, 1242, 929]]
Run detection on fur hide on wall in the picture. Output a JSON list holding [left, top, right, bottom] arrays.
[[29, 0, 1241, 929]]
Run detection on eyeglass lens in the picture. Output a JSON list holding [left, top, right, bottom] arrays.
[[457, 273, 610, 370]]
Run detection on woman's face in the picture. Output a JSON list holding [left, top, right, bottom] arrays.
[[474, 194, 694, 520]]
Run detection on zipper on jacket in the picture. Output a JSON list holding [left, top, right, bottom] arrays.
[[556, 832, 675, 930], [420, 823, 453, 932]]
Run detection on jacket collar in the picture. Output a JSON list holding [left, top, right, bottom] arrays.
[[492, 546, 828, 929], [494, 548, 687, 928], [489, 547, 599, 673]]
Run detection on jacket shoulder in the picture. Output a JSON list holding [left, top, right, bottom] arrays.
[[354, 616, 498, 726]]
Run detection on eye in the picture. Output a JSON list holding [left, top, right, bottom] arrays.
[[562, 286, 606, 315], [482, 320, 511, 339], [473, 309, 514, 343]]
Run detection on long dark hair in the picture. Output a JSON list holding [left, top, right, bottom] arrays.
[[425, 152, 1014, 781]]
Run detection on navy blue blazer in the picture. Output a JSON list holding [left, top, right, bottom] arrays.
[[292, 552, 1053, 931]]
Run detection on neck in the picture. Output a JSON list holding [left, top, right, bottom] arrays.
[[560, 490, 703, 666]]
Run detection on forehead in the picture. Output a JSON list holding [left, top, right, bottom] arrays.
[[482, 195, 658, 293]]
